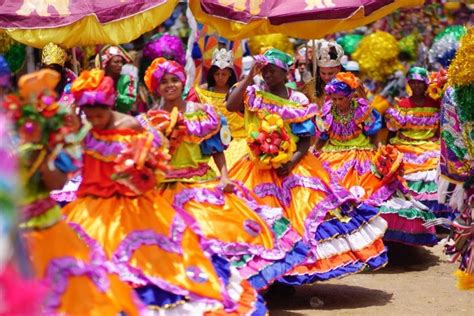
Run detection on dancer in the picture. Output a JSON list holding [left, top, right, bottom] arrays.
[[378, 67, 443, 247], [188, 48, 247, 169], [227, 49, 388, 284], [138, 57, 308, 291], [2, 69, 140, 315], [62, 68, 265, 314]]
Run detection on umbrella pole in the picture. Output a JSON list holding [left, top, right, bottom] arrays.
[[71, 47, 79, 74], [312, 40, 317, 81]]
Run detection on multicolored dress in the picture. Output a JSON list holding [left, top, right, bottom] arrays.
[[229, 85, 388, 284], [381, 97, 444, 246], [62, 128, 265, 314], [19, 145, 139, 315], [440, 87, 474, 290], [315, 98, 386, 201], [188, 85, 248, 169], [138, 102, 308, 291]]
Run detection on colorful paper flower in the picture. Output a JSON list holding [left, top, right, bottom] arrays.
[[247, 112, 296, 169]]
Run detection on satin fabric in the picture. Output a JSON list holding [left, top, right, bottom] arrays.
[[23, 219, 139, 315]]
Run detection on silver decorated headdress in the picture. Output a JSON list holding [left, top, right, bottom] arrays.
[[314, 40, 344, 67], [211, 48, 234, 69]]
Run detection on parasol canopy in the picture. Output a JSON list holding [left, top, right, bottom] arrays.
[[191, 0, 425, 40], [0, 0, 179, 48]]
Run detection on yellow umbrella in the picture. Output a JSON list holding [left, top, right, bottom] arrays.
[[0, 0, 179, 48], [191, 0, 425, 40]]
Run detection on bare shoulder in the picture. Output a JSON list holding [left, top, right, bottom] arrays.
[[114, 112, 143, 131]]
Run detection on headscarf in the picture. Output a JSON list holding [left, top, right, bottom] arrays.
[[144, 58, 186, 94], [41, 42, 67, 67], [99, 45, 132, 69], [71, 69, 116, 107], [325, 72, 360, 97], [0, 55, 11, 88], [407, 66, 429, 85], [253, 48, 293, 72]]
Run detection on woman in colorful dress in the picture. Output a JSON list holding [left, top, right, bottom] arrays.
[[138, 57, 308, 292], [61, 68, 265, 314], [314, 72, 393, 202], [2, 69, 140, 315], [187, 48, 247, 169], [227, 49, 388, 285], [379, 67, 445, 246]]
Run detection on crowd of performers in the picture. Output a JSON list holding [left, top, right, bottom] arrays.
[[0, 26, 473, 315]]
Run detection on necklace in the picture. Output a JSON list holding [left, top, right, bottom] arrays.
[[332, 102, 355, 124]]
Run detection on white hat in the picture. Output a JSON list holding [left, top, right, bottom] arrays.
[[211, 48, 234, 70], [315, 40, 344, 67]]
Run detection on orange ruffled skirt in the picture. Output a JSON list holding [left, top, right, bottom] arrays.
[[23, 218, 139, 315]]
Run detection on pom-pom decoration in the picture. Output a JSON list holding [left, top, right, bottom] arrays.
[[429, 25, 467, 68], [248, 33, 294, 56], [336, 34, 363, 55], [352, 31, 403, 83]]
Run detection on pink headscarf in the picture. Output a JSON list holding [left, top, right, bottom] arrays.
[[144, 58, 186, 95], [71, 69, 117, 107]]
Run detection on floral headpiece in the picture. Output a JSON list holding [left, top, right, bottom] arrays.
[[71, 69, 117, 107], [316, 40, 344, 68], [143, 33, 186, 66], [0, 54, 11, 88], [325, 72, 360, 97], [99, 45, 132, 69], [2, 70, 77, 147], [211, 48, 234, 70], [406, 67, 429, 85], [144, 57, 186, 95], [41, 43, 67, 67], [254, 48, 293, 72]]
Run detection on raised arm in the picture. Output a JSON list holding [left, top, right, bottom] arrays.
[[226, 61, 264, 113]]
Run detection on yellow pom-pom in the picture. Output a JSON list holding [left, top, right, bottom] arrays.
[[454, 269, 474, 290], [353, 31, 403, 82], [248, 34, 294, 56], [448, 27, 474, 87]]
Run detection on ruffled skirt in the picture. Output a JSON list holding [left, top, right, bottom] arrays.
[[22, 217, 140, 315], [159, 181, 308, 291], [229, 154, 388, 284], [62, 191, 265, 314]]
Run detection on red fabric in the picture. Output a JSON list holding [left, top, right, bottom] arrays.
[[398, 96, 440, 109]]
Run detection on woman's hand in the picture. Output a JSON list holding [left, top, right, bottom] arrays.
[[276, 160, 295, 177]]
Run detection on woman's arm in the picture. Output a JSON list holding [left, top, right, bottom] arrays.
[[276, 136, 311, 177], [39, 159, 69, 191], [226, 61, 264, 113]]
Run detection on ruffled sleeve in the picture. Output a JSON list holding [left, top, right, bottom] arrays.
[[290, 119, 316, 137], [363, 109, 382, 136], [183, 102, 222, 143], [200, 116, 231, 155]]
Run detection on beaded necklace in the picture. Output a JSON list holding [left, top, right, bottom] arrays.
[[332, 101, 355, 124]]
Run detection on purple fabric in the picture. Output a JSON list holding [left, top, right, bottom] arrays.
[[319, 98, 371, 139], [321, 159, 372, 182], [83, 133, 126, 157], [385, 107, 440, 131], [144, 34, 186, 66], [200, 0, 395, 25], [246, 85, 318, 122], [183, 103, 221, 138], [0, 1, 169, 28], [324, 79, 353, 97], [402, 150, 439, 164]]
